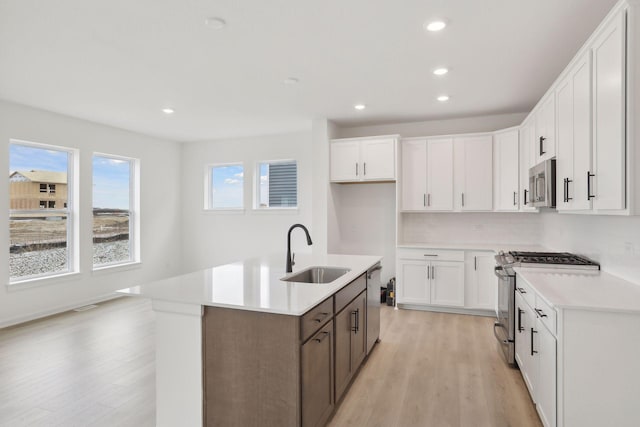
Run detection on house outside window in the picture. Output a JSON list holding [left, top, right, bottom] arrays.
[[256, 160, 298, 209], [9, 140, 77, 282]]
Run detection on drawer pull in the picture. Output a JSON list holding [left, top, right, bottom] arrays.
[[531, 328, 538, 355], [535, 308, 548, 318], [517, 308, 524, 332], [423, 254, 438, 257], [313, 312, 330, 323], [314, 331, 330, 343], [517, 287, 527, 294]]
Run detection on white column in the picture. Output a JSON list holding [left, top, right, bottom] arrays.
[[152, 300, 203, 427]]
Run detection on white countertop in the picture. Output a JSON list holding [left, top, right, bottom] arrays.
[[117, 253, 382, 316], [398, 242, 548, 252], [514, 267, 640, 314]]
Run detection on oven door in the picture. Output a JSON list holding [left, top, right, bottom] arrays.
[[494, 265, 515, 365]]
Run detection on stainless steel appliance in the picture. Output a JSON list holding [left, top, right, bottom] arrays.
[[493, 251, 599, 364], [529, 159, 556, 208], [366, 263, 382, 354]]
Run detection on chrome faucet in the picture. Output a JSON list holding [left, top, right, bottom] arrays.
[[286, 224, 313, 273]]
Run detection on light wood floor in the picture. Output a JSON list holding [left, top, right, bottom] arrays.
[[0, 298, 541, 427]]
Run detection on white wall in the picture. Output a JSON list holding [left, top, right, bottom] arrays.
[[541, 211, 640, 284], [400, 212, 543, 246], [180, 132, 313, 272], [0, 100, 183, 327], [335, 112, 528, 139]]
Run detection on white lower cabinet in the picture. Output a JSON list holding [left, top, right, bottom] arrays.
[[430, 261, 465, 307], [465, 251, 496, 310], [536, 320, 557, 427], [397, 260, 431, 305]]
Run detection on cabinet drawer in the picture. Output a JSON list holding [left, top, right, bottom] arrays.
[[301, 297, 334, 342], [534, 295, 557, 336], [335, 274, 366, 313], [397, 248, 464, 262], [516, 278, 536, 309]]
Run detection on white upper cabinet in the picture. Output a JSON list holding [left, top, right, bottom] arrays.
[[454, 135, 493, 211], [534, 93, 556, 163], [400, 138, 453, 211], [519, 120, 538, 212], [556, 51, 593, 212], [591, 9, 626, 211], [494, 129, 520, 211], [330, 136, 396, 182]]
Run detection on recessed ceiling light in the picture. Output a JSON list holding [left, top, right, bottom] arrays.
[[162, 108, 175, 114], [433, 68, 449, 76], [354, 104, 366, 110], [205, 17, 227, 29], [425, 20, 447, 32], [437, 95, 450, 102], [283, 77, 300, 85]]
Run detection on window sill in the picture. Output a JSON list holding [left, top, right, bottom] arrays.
[[202, 208, 246, 215], [7, 271, 82, 292], [92, 261, 142, 275]]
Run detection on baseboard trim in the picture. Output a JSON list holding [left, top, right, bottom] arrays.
[[0, 293, 123, 328], [397, 303, 495, 317]]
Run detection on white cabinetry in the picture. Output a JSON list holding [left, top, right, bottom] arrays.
[[591, 9, 626, 211], [519, 120, 538, 211], [464, 251, 496, 311], [330, 136, 396, 182], [534, 93, 556, 163], [396, 249, 464, 308], [400, 138, 453, 211], [454, 135, 493, 211], [494, 129, 520, 211]]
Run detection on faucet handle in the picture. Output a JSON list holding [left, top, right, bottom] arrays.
[[292, 253, 295, 267]]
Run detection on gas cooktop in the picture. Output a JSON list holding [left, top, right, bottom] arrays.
[[498, 251, 600, 270]]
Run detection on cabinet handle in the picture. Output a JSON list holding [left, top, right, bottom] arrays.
[[355, 163, 358, 176], [517, 308, 524, 332], [531, 328, 538, 355], [524, 189, 528, 206], [431, 266, 435, 279], [513, 191, 517, 206], [563, 178, 568, 203], [312, 312, 330, 323], [314, 331, 330, 343], [517, 287, 526, 294], [427, 265, 430, 279], [423, 254, 438, 257], [356, 308, 360, 332], [363, 162, 367, 176], [587, 171, 595, 200], [534, 308, 548, 318], [474, 256, 477, 271], [566, 178, 573, 202], [461, 193, 465, 207], [539, 136, 546, 155], [428, 193, 431, 207], [423, 194, 426, 207], [351, 310, 359, 333]]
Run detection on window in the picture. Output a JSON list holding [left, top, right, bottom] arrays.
[[256, 160, 297, 208], [49, 184, 56, 194], [92, 154, 138, 268], [9, 141, 75, 282], [206, 164, 244, 209]]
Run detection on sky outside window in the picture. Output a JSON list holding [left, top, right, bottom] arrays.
[[211, 164, 244, 208], [93, 156, 130, 209], [10, 144, 68, 175]]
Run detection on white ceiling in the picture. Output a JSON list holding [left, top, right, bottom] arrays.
[[0, 0, 619, 142]]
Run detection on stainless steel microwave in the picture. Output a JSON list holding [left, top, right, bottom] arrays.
[[529, 159, 556, 208]]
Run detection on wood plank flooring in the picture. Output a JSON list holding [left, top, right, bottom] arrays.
[[0, 297, 541, 427]]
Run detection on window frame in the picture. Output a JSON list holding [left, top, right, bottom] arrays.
[[91, 152, 140, 271], [254, 159, 298, 210], [8, 139, 79, 285], [204, 162, 245, 212]]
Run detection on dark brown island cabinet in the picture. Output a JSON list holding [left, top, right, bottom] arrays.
[[202, 273, 375, 427]]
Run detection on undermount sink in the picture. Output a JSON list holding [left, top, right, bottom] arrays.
[[281, 266, 351, 284]]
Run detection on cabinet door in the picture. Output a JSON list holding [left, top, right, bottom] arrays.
[[466, 253, 496, 310], [301, 321, 334, 427], [397, 260, 429, 304], [519, 121, 537, 211], [592, 10, 626, 211], [571, 52, 593, 211], [536, 321, 557, 427], [350, 292, 367, 373], [521, 300, 538, 399], [456, 136, 493, 211], [362, 138, 395, 181], [401, 140, 427, 211], [514, 292, 529, 371], [494, 131, 519, 211], [330, 141, 360, 182], [427, 138, 454, 210], [535, 94, 556, 163], [334, 307, 352, 400], [430, 261, 464, 307], [555, 75, 574, 211]]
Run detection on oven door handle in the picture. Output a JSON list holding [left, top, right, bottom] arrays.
[[493, 322, 511, 344]]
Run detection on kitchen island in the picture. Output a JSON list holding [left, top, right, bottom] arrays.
[[118, 253, 382, 427]]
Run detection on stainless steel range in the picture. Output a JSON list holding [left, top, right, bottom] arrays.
[[493, 251, 599, 365]]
